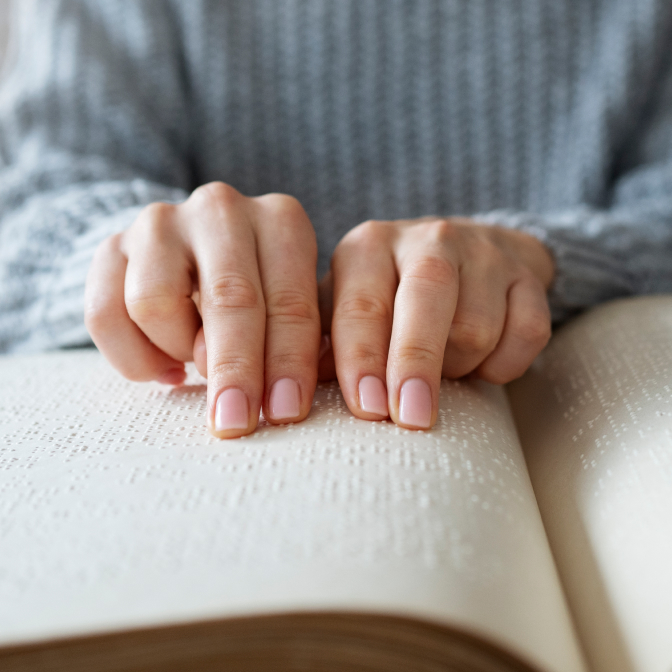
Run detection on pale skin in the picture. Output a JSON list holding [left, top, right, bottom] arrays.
[[84, 182, 555, 439]]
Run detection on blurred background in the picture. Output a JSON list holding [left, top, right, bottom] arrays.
[[0, 0, 10, 74]]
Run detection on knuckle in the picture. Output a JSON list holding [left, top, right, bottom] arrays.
[[468, 234, 504, 264], [341, 219, 388, 248], [256, 192, 306, 219], [354, 219, 388, 240], [404, 255, 457, 289], [276, 209, 316, 246], [345, 344, 388, 370], [204, 274, 260, 311], [336, 294, 392, 323], [392, 341, 443, 365], [125, 285, 183, 323], [449, 319, 498, 354], [190, 181, 242, 211], [266, 289, 318, 323], [133, 203, 176, 244], [511, 311, 552, 346], [424, 218, 458, 243], [88, 237, 121, 280], [410, 218, 463, 250], [255, 194, 315, 250], [140, 201, 176, 223], [84, 298, 113, 337], [96, 232, 124, 256], [265, 350, 315, 373], [208, 355, 257, 380]]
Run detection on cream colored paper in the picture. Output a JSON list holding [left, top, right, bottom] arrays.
[[509, 296, 672, 672], [0, 351, 584, 672]]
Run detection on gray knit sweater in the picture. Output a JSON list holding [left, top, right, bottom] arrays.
[[1, 0, 672, 353]]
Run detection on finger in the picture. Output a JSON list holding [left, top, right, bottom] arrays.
[[387, 223, 459, 429], [84, 234, 186, 385], [187, 183, 266, 439], [476, 276, 552, 384], [193, 326, 207, 378], [331, 221, 397, 420], [253, 194, 321, 424], [441, 263, 507, 379], [123, 203, 201, 363]]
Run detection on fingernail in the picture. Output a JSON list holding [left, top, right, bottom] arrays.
[[269, 378, 301, 421], [215, 388, 249, 431], [399, 378, 432, 429], [358, 376, 388, 417], [157, 368, 186, 386], [319, 334, 331, 360]]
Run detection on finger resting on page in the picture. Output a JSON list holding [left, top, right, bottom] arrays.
[[253, 194, 321, 424], [190, 193, 266, 439], [387, 247, 458, 430], [331, 222, 396, 420]]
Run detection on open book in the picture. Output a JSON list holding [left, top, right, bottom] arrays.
[[1, 296, 671, 672]]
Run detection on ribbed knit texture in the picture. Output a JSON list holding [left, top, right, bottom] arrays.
[[1, 0, 672, 352]]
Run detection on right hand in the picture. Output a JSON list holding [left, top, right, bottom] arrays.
[[85, 182, 321, 439]]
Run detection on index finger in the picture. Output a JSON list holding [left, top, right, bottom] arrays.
[[185, 183, 266, 439], [388, 221, 459, 429]]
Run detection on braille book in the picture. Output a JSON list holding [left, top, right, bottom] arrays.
[[1, 297, 670, 672]]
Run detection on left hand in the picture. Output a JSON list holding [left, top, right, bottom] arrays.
[[317, 217, 555, 430]]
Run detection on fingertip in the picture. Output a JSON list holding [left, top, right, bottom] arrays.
[[209, 387, 259, 439], [357, 375, 389, 419], [393, 377, 435, 430], [266, 377, 306, 424], [208, 424, 258, 440], [157, 367, 187, 386]]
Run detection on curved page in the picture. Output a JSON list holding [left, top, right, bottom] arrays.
[[0, 351, 584, 672], [509, 296, 672, 672]]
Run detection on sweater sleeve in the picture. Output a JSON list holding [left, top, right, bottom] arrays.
[[0, 0, 190, 353], [478, 56, 672, 324]]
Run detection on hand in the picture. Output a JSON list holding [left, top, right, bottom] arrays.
[[318, 217, 554, 429], [85, 182, 321, 439]]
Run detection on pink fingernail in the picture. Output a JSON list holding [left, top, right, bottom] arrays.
[[269, 378, 301, 421], [215, 388, 249, 431], [157, 368, 186, 386], [359, 376, 388, 417], [399, 378, 432, 429]]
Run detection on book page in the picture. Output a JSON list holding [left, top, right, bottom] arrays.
[[508, 296, 672, 672], [0, 351, 584, 672]]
